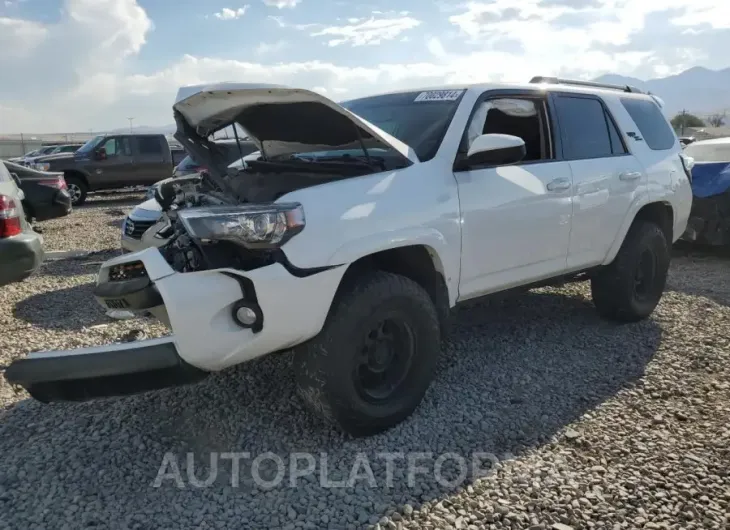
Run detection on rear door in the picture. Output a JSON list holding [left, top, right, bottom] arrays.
[[133, 136, 170, 185], [551, 93, 647, 269]]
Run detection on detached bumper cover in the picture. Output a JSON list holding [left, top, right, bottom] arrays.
[[681, 191, 730, 246], [4, 338, 207, 402]]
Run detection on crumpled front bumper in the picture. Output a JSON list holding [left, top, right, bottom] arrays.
[[4, 247, 346, 402], [4, 338, 207, 403], [681, 191, 730, 246]]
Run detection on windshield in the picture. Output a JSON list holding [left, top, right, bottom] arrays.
[[76, 135, 106, 155], [684, 142, 730, 163], [340, 89, 465, 161]]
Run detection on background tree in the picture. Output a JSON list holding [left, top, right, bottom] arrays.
[[671, 111, 705, 132], [707, 112, 726, 128]]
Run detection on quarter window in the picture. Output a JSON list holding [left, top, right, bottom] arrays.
[[620, 98, 676, 151]]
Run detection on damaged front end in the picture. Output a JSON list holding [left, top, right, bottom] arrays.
[[681, 161, 730, 246], [5, 83, 414, 403]]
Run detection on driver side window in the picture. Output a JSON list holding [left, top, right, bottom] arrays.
[[102, 137, 131, 157], [464, 97, 552, 162]]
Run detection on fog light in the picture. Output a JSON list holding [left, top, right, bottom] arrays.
[[236, 306, 257, 326], [231, 300, 263, 331]]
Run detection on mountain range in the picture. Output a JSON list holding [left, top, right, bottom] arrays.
[[593, 67, 730, 117], [112, 66, 730, 132]]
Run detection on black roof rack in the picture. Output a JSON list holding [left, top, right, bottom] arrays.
[[529, 76, 644, 94]]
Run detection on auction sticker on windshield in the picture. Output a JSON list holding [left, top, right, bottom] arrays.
[[414, 90, 464, 102]]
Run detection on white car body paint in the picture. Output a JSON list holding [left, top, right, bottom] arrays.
[[24, 82, 690, 374]]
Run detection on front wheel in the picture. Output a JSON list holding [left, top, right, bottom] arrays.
[[591, 220, 670, 322], [294, 271, 441, 437], [65, 175, 88, 206]]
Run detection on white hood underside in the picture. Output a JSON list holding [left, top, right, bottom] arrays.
[[173, 83, 419, 163]]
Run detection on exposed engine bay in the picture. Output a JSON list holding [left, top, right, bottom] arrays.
[[152, 156, 382, 275]]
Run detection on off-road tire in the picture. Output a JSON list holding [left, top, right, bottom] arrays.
[[65, 175, 88, 206], [591, 220, 670, 322], [294, 271, 441, 437]]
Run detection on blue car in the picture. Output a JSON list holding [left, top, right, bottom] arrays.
[[681, 137, 730, 245]]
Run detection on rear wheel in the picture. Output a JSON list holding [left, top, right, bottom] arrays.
[[591, 221, 670, 322], [65, 175, 87, 206], [294, 271, 441, 437]]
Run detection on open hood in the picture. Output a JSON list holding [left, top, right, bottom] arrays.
[[172, 83, 419, 165]]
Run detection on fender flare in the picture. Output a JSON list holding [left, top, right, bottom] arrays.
[[327, 227, 460, 306], [602, 192, 667, 265]]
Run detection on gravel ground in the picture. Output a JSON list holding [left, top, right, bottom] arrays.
[[1, 200, 729, 530]]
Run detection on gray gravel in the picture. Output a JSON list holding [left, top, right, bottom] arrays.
[[1, 201, 729, 530]]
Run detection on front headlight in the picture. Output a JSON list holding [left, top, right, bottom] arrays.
[[34, 163, 51, 171], [177, 203, 305, 249]]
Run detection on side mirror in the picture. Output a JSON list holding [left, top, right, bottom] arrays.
[[10, 172, 21, 187], [96, 147, 107, 160], [466, 134, 526, 167]]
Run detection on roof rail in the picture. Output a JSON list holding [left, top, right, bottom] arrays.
[[529, 76, 644, 94]]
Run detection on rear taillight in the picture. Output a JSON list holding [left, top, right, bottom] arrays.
[[0, 195, 22, 238], [37, 176, 67, 190]]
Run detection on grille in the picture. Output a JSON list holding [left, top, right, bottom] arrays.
[[124, 217, 156, 240]]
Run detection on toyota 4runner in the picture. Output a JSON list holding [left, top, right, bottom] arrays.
[[5, 78, 692, 437]]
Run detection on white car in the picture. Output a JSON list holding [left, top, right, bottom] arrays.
[[6, 78, 692, 436]]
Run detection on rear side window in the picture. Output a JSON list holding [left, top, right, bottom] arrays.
[[554, 96, 626, 159], [620, 98, 676, 151], [137, 136, 163, 155]]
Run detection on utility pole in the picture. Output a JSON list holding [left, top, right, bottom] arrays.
[[680, 109, 687, 136], [127, 117, 135, 134]]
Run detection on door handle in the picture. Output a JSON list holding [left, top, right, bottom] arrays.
[[619, 171, 642, 181], [546, 178, 571, 192]]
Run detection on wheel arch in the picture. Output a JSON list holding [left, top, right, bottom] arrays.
[[332, 244, 453, 339], [604, 200, 674, 265], [63, 169, 89, 190]]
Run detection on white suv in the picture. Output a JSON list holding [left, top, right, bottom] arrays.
[[6, 78, 692, 437]]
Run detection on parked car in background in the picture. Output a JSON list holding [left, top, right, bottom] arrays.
[[27, 144, 84, 169], [10, 145, 59, 165], [680, 137, 730, 245], [0, 162, 43, 287], [3, 161, 72, 222], [34, 133, 177, 206]]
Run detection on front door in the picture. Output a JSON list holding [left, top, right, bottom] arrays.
[[92, 136, 135, 190], [453, 93, 574, 300]]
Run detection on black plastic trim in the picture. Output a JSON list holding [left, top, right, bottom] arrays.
[[93, 276, 163, 310], [4, 341, 207, 402], [272, 249, 343, 278]]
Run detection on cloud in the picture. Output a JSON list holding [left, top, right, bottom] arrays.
[[255, 39, 288, 55], [213, 6, 249, 20], [310, 14, 422, 46], [2, 0, 730, 132], [262, 0, 301, 8]]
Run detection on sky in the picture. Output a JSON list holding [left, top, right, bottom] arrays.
[[1, 0, 729, 133]]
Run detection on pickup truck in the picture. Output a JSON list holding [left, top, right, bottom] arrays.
[[33, 133, 179, 206]]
